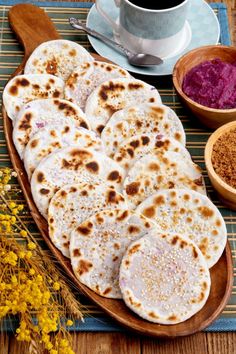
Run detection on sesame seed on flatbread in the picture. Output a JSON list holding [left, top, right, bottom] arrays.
[[85, 78, 162, 134], [101, 103, 186, 157], [70, 209, 155, 298], [120, 230, 211, 324], [48, 183, 127, 257], [3, 74, 64, 121], [31, 147, 125, 219], [13, 98, 89, 159], [136, 189, 227, 268], [24, 39, 94, 81]]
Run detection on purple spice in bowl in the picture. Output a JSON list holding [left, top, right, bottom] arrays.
[[182, 58, 236, 109]]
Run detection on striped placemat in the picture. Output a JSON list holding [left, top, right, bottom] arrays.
[[0, 0, 235, 332]]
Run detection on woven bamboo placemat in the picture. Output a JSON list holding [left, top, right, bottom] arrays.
[[0, 0, 235, 331]]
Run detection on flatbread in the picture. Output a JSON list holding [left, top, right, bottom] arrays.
[[119, 230, 211, 324], [136, 189, 227, 268], [24, 124, 103, 179], [85, 78, 162, 134], [101, 104, 186, 157], [24, 39, 94, 81], [13, 98, 89, 159], [123, 151, 206, 209], [65, 61, 130, 110], [31, 147, 125, 218], [70, 209, 155, 298], [48, 183, 127, 257], [113, 134, 191, 172], [3, 74, 64, 121]]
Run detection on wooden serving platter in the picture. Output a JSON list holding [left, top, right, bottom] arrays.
[[2, 3, 234, 337]]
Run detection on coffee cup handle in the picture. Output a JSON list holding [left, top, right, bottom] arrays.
[[96, 0, 120, 35]]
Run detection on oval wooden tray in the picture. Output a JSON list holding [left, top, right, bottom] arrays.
[[2, 3, 234, 338]]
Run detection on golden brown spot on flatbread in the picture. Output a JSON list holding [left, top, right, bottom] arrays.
[[128, 82, 143, 90], [116, 210, 128, 221], [143, 206, 155, 218], [69, 49, 76, 57], [199, 237, 208, 255], [60, 190, 67, 198], [149, 312, 159, 319], [126, 182, 140, 196], [37, 172, 44, 183], [174, 132, 181, 141], [198, 206, 214, 218], [17, 78, 30, 87], [154, 195, 165, 205], [49, 78, 55, 84], [50, 130, 57, 138], [168, 181, 175, 189], [70, 186, 77, 193], [30, 139, 38, 148], [80, 121, 89, 129], [212, 229, 218, 236], [128, 225, 140, 234], [128, 243, 140, 255], [198, 292, 204, 302], [99, 81, 125, 102], [141, 136, 150, 145], [202, 281, 207, 290], [77, 259, 93, 276], [170, 201, 177, 207], [45, 84, 51, 90], [170, 191, 176, 198], [9, 85, 18, 95], [107, 170, 120, 181], [77, 226, 91, 236], [183, 193, 190, 201], [180, 208, 186, 214], [103, 287, 112, 295], [145, 222, 151, 228], [63, 241, 70, 249], [148, 162, 159, 171], [192, 247, 198, 259], [168, 315, 178, 321], [33, 84, 40, 90], [81, 190, 88, 196], [63, 126, 70, 133], [171, 236, 179, 245], [40, 188, 50, 195], [216, 219, 221, 227], [46, 59, 57, 75], [107, 190, 117, 203], [70, 149, 92, 159], [97, 124, 105, 134], [130, 140, 140, 149], [186, 217, 192, 223], [73, 248, 81, 257], [125, 260, 130, 266], [19, 113, 32, 130], [53, 90, 60, 98], [149, 97, 155, 103], [155, 140, 165, 148], [106, 65, 112, 72], [86, 161, 99, 173], [127, 148, 134, 157], [180, 240, 187, 249], [128, 296, 141, 308], [112, 256, 118, 262], [49, 217, 54, 223], [114, 243, 120, 250]]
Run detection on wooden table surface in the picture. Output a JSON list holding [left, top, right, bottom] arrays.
[[1, 0, 236, 353]]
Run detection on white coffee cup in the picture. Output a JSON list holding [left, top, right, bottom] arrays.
[[96, 0, 190, 58]]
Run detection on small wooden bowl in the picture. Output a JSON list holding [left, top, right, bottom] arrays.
[[173, 45, 236, 129], [205, 121, 236, 210]]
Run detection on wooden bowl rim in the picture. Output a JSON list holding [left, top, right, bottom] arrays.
[[172, 44, 236, 114], [205, 121, 236, 194]]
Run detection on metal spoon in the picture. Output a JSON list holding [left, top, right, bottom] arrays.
[[69, 18, 163, 67]]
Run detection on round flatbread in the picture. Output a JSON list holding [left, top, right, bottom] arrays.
[[101, 104, 186, 157], [70, 209, 155, 298], [24, 39, 94, 81], [85, 78, 162, 134], [31, 147, 125, 218], [136, 189, 227, 268], [24, 124, 103, 179], [48, 183, 127, 257], [119, 230, 211, 324], [113, 134, 191, 172], [13, 98, 89, 159], [65, 61, 130, 110], [3, 74, 64, 121], [123, 151, 206, 209]]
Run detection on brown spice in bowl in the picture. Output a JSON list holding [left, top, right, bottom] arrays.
[[211, 128, 236, 188]]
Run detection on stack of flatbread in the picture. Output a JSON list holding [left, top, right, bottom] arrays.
[[3, 39, 227, 325]]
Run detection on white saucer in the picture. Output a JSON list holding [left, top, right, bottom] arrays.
[[86, 0, 220, 76]]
